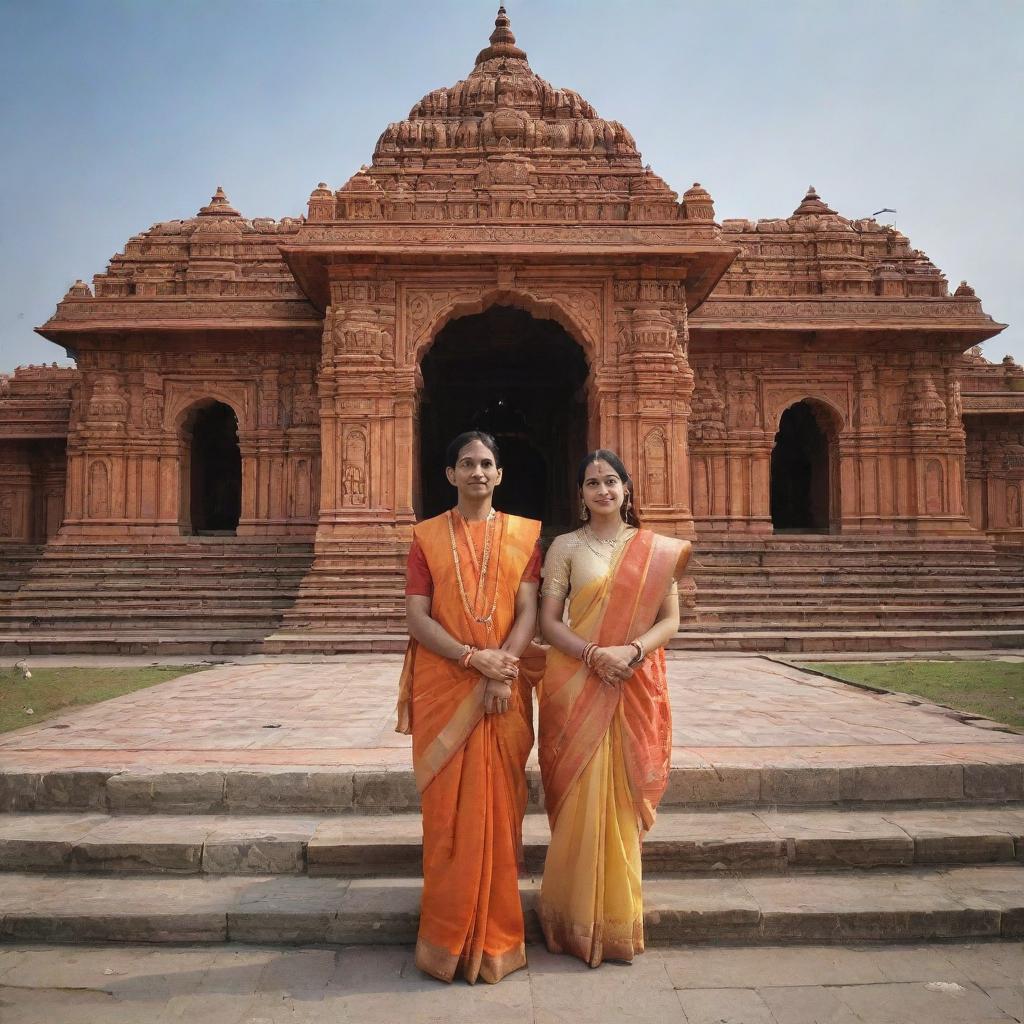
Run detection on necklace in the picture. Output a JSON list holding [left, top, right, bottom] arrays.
[[581, 522, 628, 561], [447, 508, 501, 626]]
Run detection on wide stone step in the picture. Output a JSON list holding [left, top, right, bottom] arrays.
[[1, 806, 1020, 877], [699, 587, 1023, 603], [2, 759, 1021, 816], [697, 607, 1024, 626], [668, 627, 1024, 652], [0, 864, 1020, 945], [0, 630, 268, 656]]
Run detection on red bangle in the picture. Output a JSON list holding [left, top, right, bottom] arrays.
[[460, 647, 478, 669]]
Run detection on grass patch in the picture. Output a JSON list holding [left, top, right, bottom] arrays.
[[0, 665, 204, 734], [801, 660, 1024, 732]]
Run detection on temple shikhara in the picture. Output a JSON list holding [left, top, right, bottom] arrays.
[[1, 8, 1022, 654]]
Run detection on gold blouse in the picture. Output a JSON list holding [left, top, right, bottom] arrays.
[[540, 527, 678, 607]]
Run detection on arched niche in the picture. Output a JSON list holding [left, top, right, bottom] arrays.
[[178, 399, 242, 534], [770, 399, 842, 533]]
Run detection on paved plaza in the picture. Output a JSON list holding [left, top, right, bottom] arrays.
[[0, 940, 1021, 1023], [0, 654, 1021, 774]]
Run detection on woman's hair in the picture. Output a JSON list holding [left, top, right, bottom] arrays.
[[576, 448, 641, 527], [445, 430, 502, 469]]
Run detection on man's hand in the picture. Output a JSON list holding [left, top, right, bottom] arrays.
[[484, 678, 513, 715], [591, 645, 635, 686], [469, 648, 519, 682]]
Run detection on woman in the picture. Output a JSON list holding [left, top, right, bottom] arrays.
[[396, 431, 541, 985], [537, 449, 690, 967]]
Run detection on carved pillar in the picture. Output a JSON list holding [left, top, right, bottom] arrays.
[[314, 275, 410, 550], [613, 278, 695, 540]]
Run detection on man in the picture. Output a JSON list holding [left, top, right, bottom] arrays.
[[396, 430, 541, 984]]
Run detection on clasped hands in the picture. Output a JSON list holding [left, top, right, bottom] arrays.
[[588, 645, 637, 687], [467, 648, 519, 716]]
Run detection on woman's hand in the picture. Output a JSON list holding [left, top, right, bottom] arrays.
[[590, 645, 635, 686], [483, 678, 513, 715], [469, 648, 519, 682]]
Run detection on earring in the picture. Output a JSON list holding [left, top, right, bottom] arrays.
[[623, 493, 633, 521], [579, 496, 589, 520]]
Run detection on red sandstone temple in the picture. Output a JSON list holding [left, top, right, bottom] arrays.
[[2, 8, 1022, 655]]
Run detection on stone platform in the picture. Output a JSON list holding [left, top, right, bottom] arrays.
[[0, 656, 1022, 949]]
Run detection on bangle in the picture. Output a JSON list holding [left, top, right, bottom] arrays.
[[628, 640, 644, 666], [581, 642, 596, 667], [460, 646, 479, 669]]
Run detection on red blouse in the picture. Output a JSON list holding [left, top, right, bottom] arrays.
[[405, 535, 542, 597]]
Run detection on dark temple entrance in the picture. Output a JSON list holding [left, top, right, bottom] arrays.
[[770, 400, 838, 532], [418, 305, 589, 531], [185, 401, 242, 534]]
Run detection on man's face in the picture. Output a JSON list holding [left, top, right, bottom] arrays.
[[446, 439, 502, 498]]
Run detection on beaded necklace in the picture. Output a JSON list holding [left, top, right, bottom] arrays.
[[446, 507, 501, 626]]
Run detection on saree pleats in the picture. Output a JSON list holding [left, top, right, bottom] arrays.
[[538, 710, 644, 965], [538, 530, 690, 968], [398, 511, 540, 985]]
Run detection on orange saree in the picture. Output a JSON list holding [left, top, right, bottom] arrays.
[[538, 529, 690, 966], [397, 509, 541, 985]]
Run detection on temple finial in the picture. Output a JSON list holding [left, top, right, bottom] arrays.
[[198, 186, 242, 218], [475, 4, 528, 65], [792, 185, 837, 217]]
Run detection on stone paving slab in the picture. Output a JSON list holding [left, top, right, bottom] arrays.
[[3, 806, 1022, 876], [0, 865, 1022, 947], [0, 658, 1020, 787], [0, 941, 1021, 1023]]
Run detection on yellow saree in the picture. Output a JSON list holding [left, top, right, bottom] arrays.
[[397, 509, 541, 985], [537, 528, 690, 966]]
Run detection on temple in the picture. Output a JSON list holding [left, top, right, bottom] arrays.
[[1, 7, 1021, 654]]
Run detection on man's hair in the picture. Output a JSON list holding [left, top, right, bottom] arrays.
[[445, 431, 502, 469]]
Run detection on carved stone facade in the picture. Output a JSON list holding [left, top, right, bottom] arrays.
[[0, 6, 1017, 598]]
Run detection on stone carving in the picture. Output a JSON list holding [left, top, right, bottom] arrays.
[[643, 429, 669, 505], [342, 429, 368, 507], [0, 492, 12, 537], [1008, 485, 1022, 528], [925, 460, 944, 515], [291, 381, 318, 426], [900, 376, 947, 427], [689, 370, 727, 441], [86, 375, 128, 425], [87, 461, 109, 518]]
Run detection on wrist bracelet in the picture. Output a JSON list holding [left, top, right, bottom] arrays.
[[460, 646, 479, 669], [581, 642, 596, 667], [628, 640, 644, 666]]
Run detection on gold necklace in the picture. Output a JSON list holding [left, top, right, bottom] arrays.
[[582, 522, 627, 561], [447, 508, 501, 625]]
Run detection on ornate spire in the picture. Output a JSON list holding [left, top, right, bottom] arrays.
[[475, 5, 528, 65], [792, 186, 837, 217], [198, 186, 242, 218]]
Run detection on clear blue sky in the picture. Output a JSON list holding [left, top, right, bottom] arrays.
[[2, 0, 1021, 372]]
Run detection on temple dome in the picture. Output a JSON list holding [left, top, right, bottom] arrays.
[[373, 6, 639, 161]]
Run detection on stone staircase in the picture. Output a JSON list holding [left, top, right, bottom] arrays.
[[675, 534, 1024, 653], [2, 533, 1022, 655], [0, 539, 315, 655], [0, 544, 44, 610], [0, 762, 1021, 946]]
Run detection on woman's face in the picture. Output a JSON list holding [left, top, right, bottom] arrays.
[[446, 439, 502, 499], [581, 459, 625, 518]]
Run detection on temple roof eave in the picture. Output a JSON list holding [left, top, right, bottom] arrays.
[[279, 242, 740, 314]]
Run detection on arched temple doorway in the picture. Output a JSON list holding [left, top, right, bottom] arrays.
[[770, 399, 840, 532], [181, 401, 242, 534], [418, 305, 589, 531]]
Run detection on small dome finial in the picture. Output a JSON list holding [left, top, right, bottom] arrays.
[[198, 186, 242, 218], [792, 185, 837, 217], [475, 4, 528, 65]]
